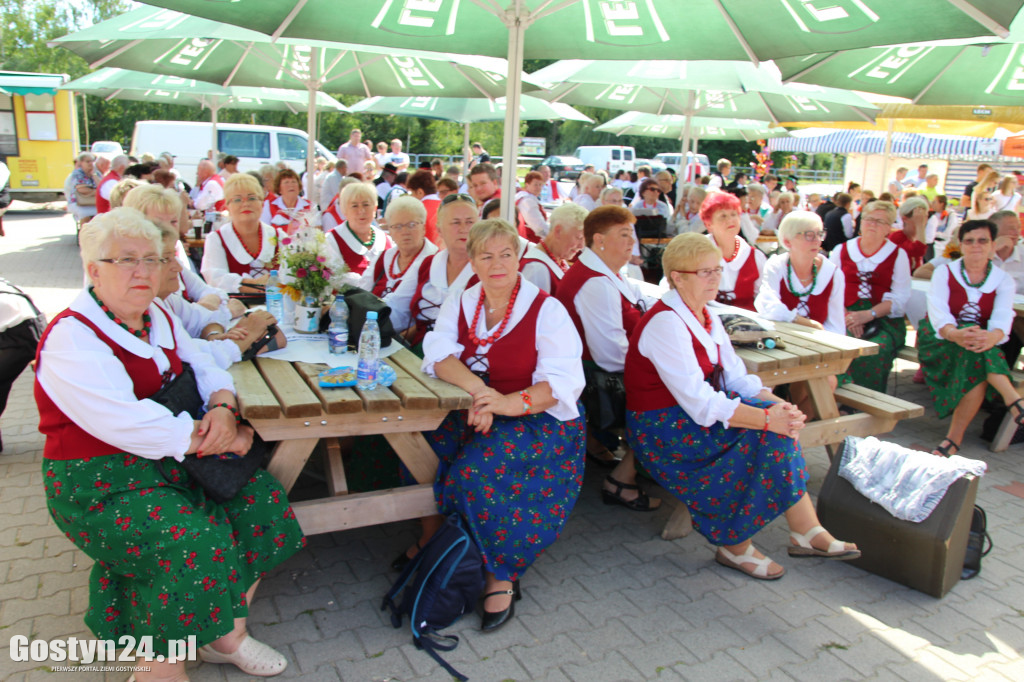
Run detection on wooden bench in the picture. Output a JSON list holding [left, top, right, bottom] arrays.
[[896, 345, 1024, 452]]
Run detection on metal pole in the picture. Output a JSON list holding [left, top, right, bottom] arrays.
[[306, 47, 319, 200], [81, 94, 90, 148], [463, 122, 471, 177], [210, 104, 219, 160], [499, 5, 527, 224], [882, 118, 894, 193]]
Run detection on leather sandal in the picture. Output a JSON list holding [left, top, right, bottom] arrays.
[[1009, 399, 1024, 426], [933, 437, 961, 458], [715, 545, 785, 580], [788, 525, 861, 560], [601, 475, 659, 512], [198, 636, 287, 676]]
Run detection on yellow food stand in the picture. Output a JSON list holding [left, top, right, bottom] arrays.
[[0, 71, 79, 197]]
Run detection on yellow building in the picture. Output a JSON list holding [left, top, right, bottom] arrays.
[[0, 71, 79, 196]]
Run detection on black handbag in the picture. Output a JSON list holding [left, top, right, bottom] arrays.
[[152, 363, 267, 504], [341, 285, 395, 350], [961, 505, 993, 580], [582, 363, 626, 431]]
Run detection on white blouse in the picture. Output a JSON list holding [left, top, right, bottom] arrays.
[[161, 293, 242, 369], [260, 195, 314, 228], [574, 194, 599, 212], [359, 240, 439, 296], [828, 238, 912, 317], [570, 247, 653, 373], [636, 290, 764, 428], [36, 290, 234, 461], [422, 278, 584, 421], [201, 222, 283, 293], [927, 260, 1015, 344], [755, 253, 846, 335], [714, 235, 765, 299], [520, 244, 566, 294], [385, 249, 475, 333], [325, 222, 393, 288]]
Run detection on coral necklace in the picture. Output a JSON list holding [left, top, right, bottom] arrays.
[[681, 297, 712, 334], [721, 236, 741, 262], [538, 241, 569, 272], [469, 277, 521, 347], [389, 243, 424, 280], [89, 288, 151, 339]]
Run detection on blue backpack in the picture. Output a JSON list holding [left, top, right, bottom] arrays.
[[382, 514, 485, 681]]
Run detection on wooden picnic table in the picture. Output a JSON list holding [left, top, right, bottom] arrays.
[[230, 347, 471, 536]]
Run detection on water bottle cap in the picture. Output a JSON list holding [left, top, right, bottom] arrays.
[[335, 293, 345, 301], [367, 311, 378, 320], [270, 269, 278, 277]]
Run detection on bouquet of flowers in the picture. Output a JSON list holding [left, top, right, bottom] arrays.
[[277, 224, 348, 305]]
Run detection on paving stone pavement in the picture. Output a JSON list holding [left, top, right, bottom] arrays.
[[2, 211, 1024, 681]]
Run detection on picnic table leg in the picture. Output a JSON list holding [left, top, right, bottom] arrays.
[[384, 431, 440, 484], [324, 437, 349, 497], [803, 377, 842, 460], [266, 437, 319, 493]]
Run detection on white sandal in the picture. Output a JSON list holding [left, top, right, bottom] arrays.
[[788, 525, 861, 560], [715, 544, 785, 580], [199, 636, 287, 677]]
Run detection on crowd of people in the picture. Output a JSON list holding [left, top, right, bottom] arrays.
[[8, 130, 1021, 680]]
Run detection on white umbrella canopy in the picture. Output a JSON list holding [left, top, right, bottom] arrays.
[[139, 0, 1023, 222], [594, 112, 790, 142]]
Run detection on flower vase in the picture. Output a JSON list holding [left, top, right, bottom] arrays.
[[292, 303, 321, 334]]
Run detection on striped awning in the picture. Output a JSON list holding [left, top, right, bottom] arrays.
[[767, 130, 1002, 157]]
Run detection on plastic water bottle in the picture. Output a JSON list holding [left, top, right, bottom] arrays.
[[328, 294, 349, 355], [265, 270, 284, 322], [356, 311, 381, 390], [540, 180, 552, 203]]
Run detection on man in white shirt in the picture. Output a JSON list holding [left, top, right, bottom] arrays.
[[191, 160, 225, 212], [319, 159, 347, 209], [386, 139, 410, 171], [993, 210, 1024, 293], [888, 167, 909, 197], [336, 128, 373, 175]]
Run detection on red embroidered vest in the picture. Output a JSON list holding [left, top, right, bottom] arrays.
[[215, 228, 277, 276], [201, 174, 226, 211], [95, 170, 121, 214], [519, 253, 564, 296], [35, 308, 183, 461], [409, 254, 479, 346], [779, 275, 835, 325], [457, 291, 546, 394], [947, 271, 996, 327], [556, 261, 643, 363], [716, 247, 760, 311], [840, 241, 899, 307]]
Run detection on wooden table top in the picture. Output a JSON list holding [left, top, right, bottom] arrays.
[[230, 346, 472, 422], [735, 320, 877, 377]]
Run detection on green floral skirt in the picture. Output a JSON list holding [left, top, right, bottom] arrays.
[[43, 453, 305, 655], [916, 317, 1010, 419], [838, 300, 906, 391]]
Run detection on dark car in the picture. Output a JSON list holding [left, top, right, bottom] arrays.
[[532, 155, 585, 181]]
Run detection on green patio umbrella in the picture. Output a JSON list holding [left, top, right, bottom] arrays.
[[61, 68, 348, 154], [594, 112, 789, 142], [776, 13, 1024, 106], [140, 0, 1022, 222], [52, 6, 542, 196]]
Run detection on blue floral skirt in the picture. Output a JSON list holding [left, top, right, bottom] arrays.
[[627, 396, 808, 546], [427, 405, 585, 582]]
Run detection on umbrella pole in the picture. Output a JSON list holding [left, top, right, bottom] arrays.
[[499, 9, 527, 225], [210, 104, 219, 160], [882, 118, 894, 193], [679, 93, 695, 184], [463, 122, 471, 177], [307, 47, 319, 202]]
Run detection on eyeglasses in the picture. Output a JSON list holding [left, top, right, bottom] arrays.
[[862, 217, 890, 227], [961, 237, 992, 246], [795, 230, 824, 242], [387, 220, 424, 231], [441, 193, 476, 206], [228, 196, 263, 205], [676, 267, 724, 279], [98, 257, 169, 271]]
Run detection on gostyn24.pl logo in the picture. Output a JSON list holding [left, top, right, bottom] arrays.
[[9, 634, 197, 665]]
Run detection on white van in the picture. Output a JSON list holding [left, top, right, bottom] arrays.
[[573, 145, 635, 175], [654, 152, 710, 180], [131, 121, 336, 185]]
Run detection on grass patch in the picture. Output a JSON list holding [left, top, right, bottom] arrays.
[[368, 651, 384, 659], [821, 641, 848, 651]]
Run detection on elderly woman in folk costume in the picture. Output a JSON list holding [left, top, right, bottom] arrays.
[[260, 169, 313, 232], [829, 200, 912, 392], [421, 218, 585, 631], [37, 209, 304, 681], [519, 202, 587, 295], [917, 219, 1024, 457], [755, 211, 846, 417], [362, 195, 438, 298], [626, 233, 859, 581], [702, 192, 765, 312], [323, 181, 393, 289], [201, 173, 286, 294]]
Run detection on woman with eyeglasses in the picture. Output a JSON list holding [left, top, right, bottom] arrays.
[[385, 193, 480, 350], [364, 195, 438, 297], [702, 192, 765, 311], [201, 173, 286, 294], [36, 209, 305, 680], [260, 168, 313, 232], [556, 206, 661, 510], [324, 181, 394, 288], [626, 233, 859, 581], [755, 212, 846, 417], [829, 200, 912, 392], [917, 219, 1022, 457]]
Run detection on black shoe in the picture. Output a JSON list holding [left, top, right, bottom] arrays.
[[480, 580, 521, 632], [390, 539, 422, 572]]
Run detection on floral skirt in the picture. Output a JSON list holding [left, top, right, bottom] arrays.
[[427, 406, 585, 582], [627, 396, 808, 546], [917, 317, 1011, 419], [43, 454, 305, 655], [839, 300, 907, 391]]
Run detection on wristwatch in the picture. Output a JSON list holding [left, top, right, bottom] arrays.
[[870, 309, 877, 319]]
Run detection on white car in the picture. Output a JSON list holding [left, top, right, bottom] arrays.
[[90, 141, 124, 161]]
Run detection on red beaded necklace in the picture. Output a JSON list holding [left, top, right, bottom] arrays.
[[681, 297, 712, 334], [233, 225, 263, 261], [721, 236, 741, 262], [468, 277, 521, 347], [389, 243, 424, 280], [538, 241, 569, 272]]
